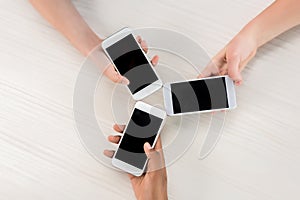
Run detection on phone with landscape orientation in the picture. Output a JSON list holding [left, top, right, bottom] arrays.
[[163, 75, 237, 116]]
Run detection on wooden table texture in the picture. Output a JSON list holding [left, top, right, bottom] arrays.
[[1, 0, 300, 199]]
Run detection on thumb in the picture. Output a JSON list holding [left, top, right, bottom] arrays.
[[144, 142, 165, 173], [227, 55, 242, 85], [118, 76, 130, 85], [110, 73, 130, 85], [144, 142, 153, 159], [143, 142, 157, 173], [104, 65, 130, 85], [198, 60, 220, 78]]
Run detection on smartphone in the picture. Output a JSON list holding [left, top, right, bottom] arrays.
[[163, 75, 237, 116], [102, 28, 162, 100], [112, 101, 166, 176]]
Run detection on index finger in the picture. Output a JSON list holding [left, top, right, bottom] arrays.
[[154, 136, 163, 150], [198, 48, 226, 78], [227, 54, 242, 84], [113, 124, 125, 133], [136, 36, 148, 53]]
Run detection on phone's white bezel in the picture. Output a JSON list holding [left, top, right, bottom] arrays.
[[102, 27, 162, 101], [163, 82, 174, 116], [163, 75, 237, 116], [225, 76, 237, 109], [112, 101, 166, 176]]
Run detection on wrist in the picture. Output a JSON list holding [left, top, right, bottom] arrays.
[[154, 187, 168, 200], [137, 187, 168, 200], [81, 32, 103, 56], [140, 194, 167, 200], [238, 20, 261, 49]]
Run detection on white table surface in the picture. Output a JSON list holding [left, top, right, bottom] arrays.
[[1, 0, 300, 199]]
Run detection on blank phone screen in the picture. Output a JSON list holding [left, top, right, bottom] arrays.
[[106, 34, 158, 94], [171, 77, 229, 114], [115, 108, 163, 170]]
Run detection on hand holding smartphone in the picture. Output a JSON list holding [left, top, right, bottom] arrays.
[[112, 102, 166, 176], [102, 28, 162, 100]]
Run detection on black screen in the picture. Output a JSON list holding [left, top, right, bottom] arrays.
[[171, 77, 229, 114], [115, 108, 163, 170], [106, 34, 158, 94]]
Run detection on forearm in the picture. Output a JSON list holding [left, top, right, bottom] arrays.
[[29, 0, 102, 56], [240, 0, 300, 47]]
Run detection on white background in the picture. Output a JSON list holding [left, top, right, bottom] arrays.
[[1, 0, 300, 199]]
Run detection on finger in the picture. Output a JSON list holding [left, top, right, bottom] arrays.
[[136, 36, 142, 43], [104, 65, 122, 82], [103, 149, 115, 158], [144, 142, 165, 173], [151, 55, 159, 66], [113, 124, 125, 133], [119, 76, 130, 85], [108, 135, 121, 144], [154, 137, 166, 168], [104, 65, 130, 85], [198, 60, 218, 78], [144, 142, 154, 159], [235, 80, 242, 86], [238, 49, 257, 77], [127, 173, 136, 180], [227, 55, 242, 85], [136, 36, 148, 53], [219, 63, 228, 75], [220, 69, 228, 75], [197, 73, 204, 79], [198, 48, 226, 78], [140, 40, 148, 53], [154, 136, 162, 150]]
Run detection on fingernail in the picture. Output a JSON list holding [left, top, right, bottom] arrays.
[[120, 77, 130, 85], [145, 142, 151, 150]]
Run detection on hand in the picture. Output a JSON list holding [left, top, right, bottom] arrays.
[[104, 124, 168, 200], [29, 1, 159, 84], [103, 36, 159, 84], [199, 30, 258, 86]]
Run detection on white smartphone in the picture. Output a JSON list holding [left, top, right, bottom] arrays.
[[102, 27, 162, 100], [112, 101, 166, 176], [163, 75, 237, 116]]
